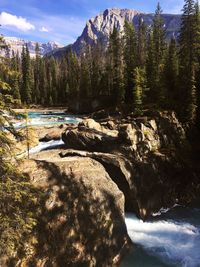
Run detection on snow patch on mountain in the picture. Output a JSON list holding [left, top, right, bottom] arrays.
[[1, 37, 63, 58]]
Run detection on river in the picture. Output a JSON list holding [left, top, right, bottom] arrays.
[[18, 111, 200, 267], [122, 204, 200, 267], [13, 111, 81, 129]]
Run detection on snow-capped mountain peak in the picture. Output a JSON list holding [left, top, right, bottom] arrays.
[[1, 37, 63, 58]]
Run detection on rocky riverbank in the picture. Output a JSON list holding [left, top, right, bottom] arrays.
[[60, 111, 199, 219], [7, 110, 200, 266]]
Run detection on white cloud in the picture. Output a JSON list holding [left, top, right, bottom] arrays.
[[39, 26, 49, 32], [30, 12, 86, 44], [0, 12, 35, 31]]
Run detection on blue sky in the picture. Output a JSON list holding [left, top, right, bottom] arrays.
[[0, 0, 185, 45]]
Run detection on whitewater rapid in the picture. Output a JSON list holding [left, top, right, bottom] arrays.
[[29, 139, 64, 154], [125, 211, 200, 267]]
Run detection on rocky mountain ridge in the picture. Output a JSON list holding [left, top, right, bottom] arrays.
[[1, 37, 63, 58], [51, 8, 181, 56]]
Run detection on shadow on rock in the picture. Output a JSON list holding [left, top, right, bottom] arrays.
[[19, 158, 130, 267]]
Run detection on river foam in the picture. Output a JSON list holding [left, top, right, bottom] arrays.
[[29, 139, 64, 154], [125, 213, 200, 267]]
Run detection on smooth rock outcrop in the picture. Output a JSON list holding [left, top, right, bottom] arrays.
[[62, 126, 118, 152], [61, 112, 198, 220], [39, 127, 66, 142], [59, 149, 139, 215], [18, 154, 130, 266]]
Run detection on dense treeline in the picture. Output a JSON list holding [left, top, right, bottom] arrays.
[[1, 0, 200, 126]]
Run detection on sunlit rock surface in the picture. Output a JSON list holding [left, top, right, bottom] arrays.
[[17, 155, 130, 266], [61, 111, 198, 220]]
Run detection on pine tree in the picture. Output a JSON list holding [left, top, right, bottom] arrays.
[[137, 17, 147, 67], [150, 2, 166, 105], [67, 51, 80, 98], [90, 42, 104, 96], [123, 20, 137, 103], [109, 26, 124, 103], [179, 0, 198, 122], [133, 67, 147, 114], [10, 71, 21, 101], [79, 48, 92, 98], [39, 59, 48, 105], [51, 57, 59, 104], [146, 32, 156, 102], [163, 38, 179, 110], [9, 51, 21, 102], [33, 43, 41, 103], [21, 45, 32, 104], [59, 56, 69, 103]]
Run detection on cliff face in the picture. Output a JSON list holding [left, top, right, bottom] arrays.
[[53, 8, 181, 56], [73, 9, 181, 54]]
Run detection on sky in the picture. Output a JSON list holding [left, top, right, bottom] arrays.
[[0, 0, 185, 45]]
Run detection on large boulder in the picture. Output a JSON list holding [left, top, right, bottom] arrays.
[[38, 126, 65, 142], [62, 128, 118, 152], [61, 112, 198, 220], [79, 118, 118, 137], [59, 149, 140, 216], [17, 152, 130, 266], [79, 118, 103, 132]]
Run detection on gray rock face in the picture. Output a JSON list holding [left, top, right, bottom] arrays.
[[61, 112, 197, 220], [18, 156, 130, 266], [53, 8, 181, 56]]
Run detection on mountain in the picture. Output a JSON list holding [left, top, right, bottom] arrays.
[[1, 37, 63, 58], [52, 8, 181, 57]]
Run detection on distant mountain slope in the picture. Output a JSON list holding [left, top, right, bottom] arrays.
[[1, 37, 63, 58], [52, 8, 181, 57]]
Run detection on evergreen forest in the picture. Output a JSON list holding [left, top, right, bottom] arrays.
[[1, 1, 200, 126]]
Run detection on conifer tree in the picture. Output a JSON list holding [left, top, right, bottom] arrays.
[[163, 38, 179, 109], [179, 0, 198, 122], [21, 45, 32, 104], [79, 49, 91, 98], [90, 42, 104, 96], [39, 59, 48, 105], [9, 51, 21, 102], [146, 33, 156, 101], [137, 17, 147, 67], [123, 20, 137, 103], [67, 51, 80, 98], [9, 71, 21, 101], [51, 57, 59, 104], [151, 2, 166, 105], [109, 26, 124, 103], [33, 43, 41, 103], [133, 67, 147, 114]]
